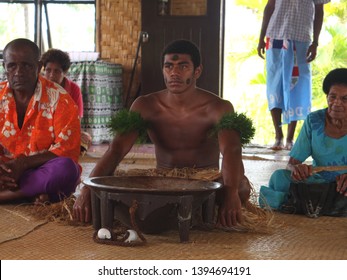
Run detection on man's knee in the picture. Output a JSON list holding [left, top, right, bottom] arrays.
[[44, 157, 80, 201]]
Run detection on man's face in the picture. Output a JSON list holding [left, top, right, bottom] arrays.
[[162, 53, 201, 93], [3, 45, 41, 92]]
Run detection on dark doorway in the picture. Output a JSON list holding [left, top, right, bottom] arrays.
[[140, 0, 224, 96]]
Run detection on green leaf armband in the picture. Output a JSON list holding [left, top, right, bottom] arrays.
[[109, 109, 149, 141], [212, 112, 255, 145]]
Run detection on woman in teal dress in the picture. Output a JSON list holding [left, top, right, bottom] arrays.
[[260, 68, 347, 209]]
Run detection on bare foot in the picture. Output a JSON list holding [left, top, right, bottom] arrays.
[[285, 141, 294, 150], [80, 131, 92, 156], [34, 194, 50, 205], [270, 139, 284, 151]]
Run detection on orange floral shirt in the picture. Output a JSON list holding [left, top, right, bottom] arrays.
[[0, 75, 81, 163]]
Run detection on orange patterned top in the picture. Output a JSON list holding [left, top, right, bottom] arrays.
[[0, 75, 81, 163]]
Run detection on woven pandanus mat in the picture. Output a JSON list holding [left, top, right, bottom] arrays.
[[0, 204, 47, 245], [0, 212, 345, 260]]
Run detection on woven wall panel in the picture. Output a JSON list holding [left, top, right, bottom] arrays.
[[97, 0, 141, 107], [97, 0, 206, 107]]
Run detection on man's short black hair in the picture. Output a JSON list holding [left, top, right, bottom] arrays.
[[322, 68, 347, 95], [3, 38, 40, 62], [161, 39, 201, 69]]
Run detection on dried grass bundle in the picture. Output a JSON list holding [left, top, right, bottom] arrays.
[[115, 167, 221, 181], [16, 196, 85, 226], [236, 201, 274, 233]]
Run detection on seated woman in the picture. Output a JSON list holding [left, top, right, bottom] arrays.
[[260, 68, 347, 210], [40, 48, 92, 154]]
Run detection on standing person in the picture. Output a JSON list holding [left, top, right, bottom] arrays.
[[41, 48, 92, 154], [73, 39, 256, 231], [257, 0, 330, 150], [0, 38, 81, 203]]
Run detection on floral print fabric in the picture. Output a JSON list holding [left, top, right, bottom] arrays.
[[0, 75, 81, 163]]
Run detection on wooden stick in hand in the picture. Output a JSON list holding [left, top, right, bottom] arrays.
[[312, 165, 347, 173]]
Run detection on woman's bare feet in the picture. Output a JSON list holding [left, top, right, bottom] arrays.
[[270, 139, 284, 150]]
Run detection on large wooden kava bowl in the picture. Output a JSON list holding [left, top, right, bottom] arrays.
[[84, 176, 222, 242]]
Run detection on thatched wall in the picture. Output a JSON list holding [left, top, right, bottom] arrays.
[[96, 0, 208, 107], [96, 0, 141, 107]]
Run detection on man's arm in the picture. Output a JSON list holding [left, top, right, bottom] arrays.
[[73, 96, 150, 223], [217, 129, 244, 227], [213, 99, 255, 227], [1, 151, 59, 192], [212, 100, 246, 227], [73, 130, 139, 223], [90, 131, 139, 177], [4, 152, 57, 184], [307, 4, 324, 62], [257, 0, 276, 59]]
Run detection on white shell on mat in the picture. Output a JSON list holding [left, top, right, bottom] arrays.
[[125, 230, 139, 243], [97, 228, 111, 239]]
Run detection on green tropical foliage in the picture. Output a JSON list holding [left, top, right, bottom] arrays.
[[211, 112, 256, 146]]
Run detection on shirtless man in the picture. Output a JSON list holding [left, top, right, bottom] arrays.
[[73, 40, 252, 229]]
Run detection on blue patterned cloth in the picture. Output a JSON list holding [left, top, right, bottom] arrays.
[[266, 39, 311, 124], [259, 108, 347, 209]]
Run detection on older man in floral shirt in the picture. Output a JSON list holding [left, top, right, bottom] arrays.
[[0, 38, 81, 203]]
